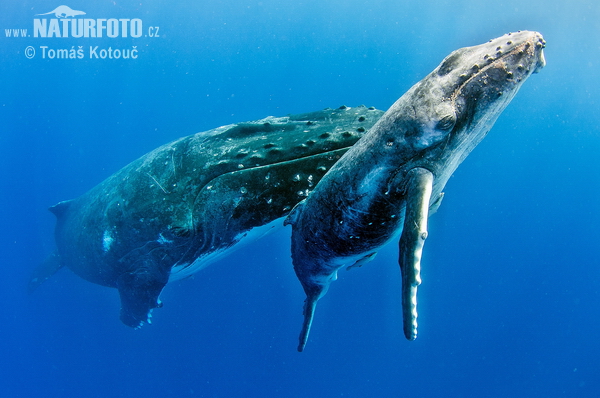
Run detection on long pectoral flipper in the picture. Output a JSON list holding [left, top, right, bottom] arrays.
[[116, 251, 170, 328], [399, 167, 433, 340], [297, 295, 318, 352]]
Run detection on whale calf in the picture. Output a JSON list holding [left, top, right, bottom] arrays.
[[30, 107, 383, 327], [285, 31, 546, 351]]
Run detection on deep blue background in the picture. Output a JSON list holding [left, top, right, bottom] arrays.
[[1, 0, 599, 397]]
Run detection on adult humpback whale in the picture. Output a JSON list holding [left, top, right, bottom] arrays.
[[286, 31, 546, 351], [30, 107, 383, 327]]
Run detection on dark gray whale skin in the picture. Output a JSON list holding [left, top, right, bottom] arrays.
[[286, 31, 546, 351], [30, 106, 383, 328]]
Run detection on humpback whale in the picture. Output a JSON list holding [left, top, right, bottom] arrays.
[[30, 107, 383, 327], [285, 31, 546, 351]]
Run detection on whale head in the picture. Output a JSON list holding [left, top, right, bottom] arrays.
[[398, 31, 546, 180]]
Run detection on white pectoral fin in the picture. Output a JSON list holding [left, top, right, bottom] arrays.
[[298, 294, 318, 352], [399, 167, 433, 340]]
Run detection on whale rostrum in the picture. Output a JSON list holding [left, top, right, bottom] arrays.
[[285, 31, 546, 351]]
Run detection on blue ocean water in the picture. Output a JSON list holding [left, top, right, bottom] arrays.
[[1, 0, 599, 396]]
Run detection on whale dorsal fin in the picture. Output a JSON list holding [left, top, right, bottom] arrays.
[[284, 199, 306, 227], [346, 252, 377, 271], [428, 192, 445, 215], [48, 200, 73, 218]]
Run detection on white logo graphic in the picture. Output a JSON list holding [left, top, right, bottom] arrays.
[[35, 5, 85, 18], [4, 5, 161, 59]]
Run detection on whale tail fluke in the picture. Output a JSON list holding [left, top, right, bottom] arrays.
[[28, 251, 63, 293], [28, 201, 74, 292]]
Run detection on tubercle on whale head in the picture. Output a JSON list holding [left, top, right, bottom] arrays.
[[431, 31, 545, 173], [446, 31, 546, 116], [386, 31, 545, 179]]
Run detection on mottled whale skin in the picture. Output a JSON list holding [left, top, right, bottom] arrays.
[[286, 31, 546, 351], [30, 106, 383, 328]]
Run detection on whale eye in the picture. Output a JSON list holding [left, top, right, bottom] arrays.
[[436, 114, 456, 131]]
